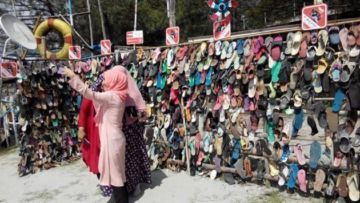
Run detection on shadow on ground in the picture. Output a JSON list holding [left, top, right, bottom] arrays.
[[130, 169, 167, 203]]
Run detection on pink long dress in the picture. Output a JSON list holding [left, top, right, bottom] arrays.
[[69, 76, 126, 187]]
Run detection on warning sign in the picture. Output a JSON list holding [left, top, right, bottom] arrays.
[[302, 3, 328, 31], [68, 46, 81, 60], [166, 26, 180, 46], [1, 62, 18, 78], [101, 39, 112, 55], [213, 19, 231, 41]]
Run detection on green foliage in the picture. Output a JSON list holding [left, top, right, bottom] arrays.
[[66, 0, 360, 47]]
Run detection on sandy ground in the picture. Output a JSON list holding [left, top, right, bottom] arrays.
[[0, 148, 324, 203]]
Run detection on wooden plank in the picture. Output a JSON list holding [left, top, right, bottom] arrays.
[[188, 17, 360, 43]]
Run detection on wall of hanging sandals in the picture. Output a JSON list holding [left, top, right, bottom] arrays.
[[17, 61, 82, 176], [126, 24, 360, 201], [0, 83, 19, 148]]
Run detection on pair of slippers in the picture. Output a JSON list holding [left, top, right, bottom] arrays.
[[333, 172, 360, 202]]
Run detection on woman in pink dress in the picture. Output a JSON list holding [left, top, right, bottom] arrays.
[[64, 65, 129, 203]]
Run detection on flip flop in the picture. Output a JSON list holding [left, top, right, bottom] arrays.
[[203, 132, 212, 153], [326, 173, 336, 197], [292, 108, 304, 137], [269, 82, 277, 99], [188, 137, 196, 156], [336, 174, 349, 198], [299, 32, 310, 58], [287, 164, 299, 189], [196, 151, 205, 166], [221, 41, 230, 60], [332, 88, 345, 113], [307, 115, 319, 135], [265, 36, 273, 53], [266, 120, 276, 143], [333, 151, 344, 168], [215, 135, 223, 156], [236, 39, 244, 55], [297, 169, 307, 193], [280, 144, 290, 163], [255, 140, 263, 156], [318, 110, 328, 129], [150, 154, 159, 171], [312, 71, 323, 93], [353, 127, 360, 147], [291, 31, 302, 56], [309, 141, 321, 169], [243, 39, 252, 57], [316, 30, 329, 56], [259, 138, 272, 155], [215, 41, 222, 56], [226, 41, 235, 58], [280, 89, 292, 110], [278, 165, 289, 186], [326, 107, 339, 133], [256, 160, 265, 180], [271, 35, 282, 60], [339, 27, 349, 51], [289, 60, 304, 89], [231, 138, 241, 161], [347, 172, 360, 202], [314, 169, 326, 193], [234, 157, 246, 179], [329, 26, 340, 45], [320, 136, 334, 166], [269, 160, 279, 177], [294, 143, 306, 165], [244, 157, 252, 177], [285, 32, 294, 55], [271, 61, 282, 83], [209, 169, 217, 180]]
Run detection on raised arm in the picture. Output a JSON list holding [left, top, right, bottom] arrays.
[[67, 75, 115, 105]]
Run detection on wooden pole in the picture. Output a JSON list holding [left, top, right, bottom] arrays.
[[180, 97, 191, 175]]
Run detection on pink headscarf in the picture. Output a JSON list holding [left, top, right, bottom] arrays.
[[115, 65, 146, 112], [102, 66, 128, 101]]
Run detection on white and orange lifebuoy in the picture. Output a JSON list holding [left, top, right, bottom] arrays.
[[34, 19, 73, 59]]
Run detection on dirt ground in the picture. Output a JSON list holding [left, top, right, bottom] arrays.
[[0, 148, 324, 203]]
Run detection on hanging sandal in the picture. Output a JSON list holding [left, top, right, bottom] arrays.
[[244, 157, 252, 177], [336, 174, 349, 198], [314, 169, 326, 193], [278, 165, 289, 186]]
